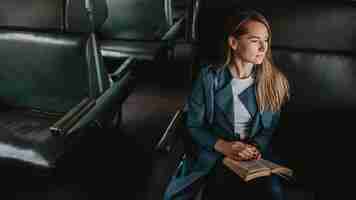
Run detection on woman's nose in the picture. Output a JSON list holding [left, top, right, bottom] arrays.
[[259, 41, 266, 52]]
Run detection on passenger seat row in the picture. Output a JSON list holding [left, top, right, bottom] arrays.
[[0, 0, 141, 169]]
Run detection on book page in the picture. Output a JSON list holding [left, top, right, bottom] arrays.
[[258, 159, 281, 169], [223, 158, 294, 182], [223, 158, 270, 174], [236, 159, 270, 174], [223, 157, 247, 179], [245, 170, 271, 182], [223, 157, 271, 182], [259, 159, 293, 178]]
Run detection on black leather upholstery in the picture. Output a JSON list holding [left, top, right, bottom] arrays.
[[263, 3, 356, 52], [100, 0, 169, 40], [273, 50, 356, 110], [66, 0, 108, 33], [98, 0, 183, 61], [0, 0, 108, 33], [0, 31, 90, 112], [0, 109, 64, 167], [0, 0, 134, 169], [196, 1, 356, 64], [0, 0, 63, 31], [271, 48, 356, 189], [100, 40, 166, 60]]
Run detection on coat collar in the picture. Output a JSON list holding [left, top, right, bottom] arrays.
[[214, 65, 258, 132]]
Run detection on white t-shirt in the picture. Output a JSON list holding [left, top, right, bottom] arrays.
[[231, 74, 255, 140]]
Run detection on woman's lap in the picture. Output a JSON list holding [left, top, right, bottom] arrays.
[[202, 161, 285, 200]]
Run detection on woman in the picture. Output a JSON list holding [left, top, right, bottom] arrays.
[[164, 9, 290, 200]]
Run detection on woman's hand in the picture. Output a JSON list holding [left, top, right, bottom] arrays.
[[238, 144, 261, 160], [214, 139, 246, 160], [214, 139, 261, 161]]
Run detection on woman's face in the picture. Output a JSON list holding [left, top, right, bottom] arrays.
[[229, 20, 269, 65]]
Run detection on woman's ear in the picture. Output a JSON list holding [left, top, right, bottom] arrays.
[[228, 35, 238, 51]]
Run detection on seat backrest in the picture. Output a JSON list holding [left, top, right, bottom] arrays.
[[256, 2, 356, 189], [194, 0, 356, 189], [0, 0, 109, 113], [99, 0, 172, 40]]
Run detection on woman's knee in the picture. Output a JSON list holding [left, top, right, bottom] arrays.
[[265, 175, 285, 200]]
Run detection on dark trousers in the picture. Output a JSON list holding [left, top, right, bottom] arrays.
[[202, 161, 285, 200]]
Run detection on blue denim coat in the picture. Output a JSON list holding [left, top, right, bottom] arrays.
[[164, 65, 281, 200]]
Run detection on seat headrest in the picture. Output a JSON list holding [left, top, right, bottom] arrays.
[[0, 0, 64, 31], [99, 0, 169, 40], [0, 0, 108, 33], [255, 2, 356, 52], [66, 0, 108, 33], [196, 1, 356, 62]]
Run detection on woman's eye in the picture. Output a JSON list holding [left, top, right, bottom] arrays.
[[251, 40, 258, 43]]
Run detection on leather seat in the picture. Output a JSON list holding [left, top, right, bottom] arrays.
[[100, 40, 167, 60], [0, 0, 134, 169], [98, 0, 185, 61]]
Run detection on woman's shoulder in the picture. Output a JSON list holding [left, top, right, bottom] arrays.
[[198, 63, 225, 77], [259, 109, 281, 127], [199, 64, 214, 74]]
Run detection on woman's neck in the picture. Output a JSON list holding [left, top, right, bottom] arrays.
[[231, 59, 254, 79]]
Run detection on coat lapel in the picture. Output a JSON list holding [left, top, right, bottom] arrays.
[[215, 66, 258, 132], [249, 111, 261, 139], [215, 67, 234, 130]]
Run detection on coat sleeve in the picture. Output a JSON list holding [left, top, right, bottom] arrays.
[[185, 69, 219, 152], [251, 111, 281, 154]]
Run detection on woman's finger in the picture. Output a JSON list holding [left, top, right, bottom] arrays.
[[256, 153, 262, 160], [245, 147, 256, 155], [238, 151, 251, 159], [235, 155, 243, 161], [243, 148, 254, 156], [232, 142, 245, 151]]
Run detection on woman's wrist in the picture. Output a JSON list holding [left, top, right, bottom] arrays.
[[214, 139, 228, 154], [248, 141, 260, 151]]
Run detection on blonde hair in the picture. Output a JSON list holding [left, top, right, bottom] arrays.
[[224, 11, 290, 112]]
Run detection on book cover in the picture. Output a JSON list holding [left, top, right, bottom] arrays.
[[223, 157, 294, 182]]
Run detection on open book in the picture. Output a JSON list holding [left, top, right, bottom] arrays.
[[223, 157, 294, 182]]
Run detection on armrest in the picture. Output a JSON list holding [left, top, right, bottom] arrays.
[[49, 65, 134, 137], [65, 70, 134, 135], [162, 15, 185, 41], [50, 97, 96, 136], [110, 57, 134, 81], [155, 109, 184, 153]]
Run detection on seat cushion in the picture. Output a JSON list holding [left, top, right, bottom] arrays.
[[100, 40, 166, 60], [0, 31, 90, 113], [0, 109, 67, 168]]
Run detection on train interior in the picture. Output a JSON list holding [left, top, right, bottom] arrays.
[[0, 0, 355, 199]]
